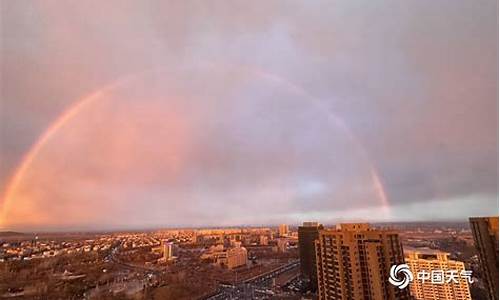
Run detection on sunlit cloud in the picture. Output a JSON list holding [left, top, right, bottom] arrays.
[[1, 0, 497, 230]]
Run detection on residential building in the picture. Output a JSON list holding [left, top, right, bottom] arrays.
[[279, 224, 289, 237], [469, 216, 499, 300], [216, 246, 248, 269], [406, 247, 471, 300], [298, 221, 323, 291], [163, 241, 174, 260], [315, 223, 411, 300]]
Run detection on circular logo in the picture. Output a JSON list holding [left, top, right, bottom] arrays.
[[389, 264, 413, 289]]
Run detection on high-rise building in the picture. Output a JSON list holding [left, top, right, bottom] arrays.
[[315, 223, 411, 300], [469, 216, 499, 300], [190, 231, 198, 244], [405, 247, 471, 300], [163, 241, 174, 260], [298, 221, 323, 291], [279, 224, 289, 237]]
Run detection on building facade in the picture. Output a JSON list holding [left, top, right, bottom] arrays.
[[469, 216, 499, 300], [163, 241, 174, 260], [315, 223, 411, 300], [405, 248, 471, 300], [298, 221, 323, 291], [216, 246, 248, 269], [279, 224, 289, 237]]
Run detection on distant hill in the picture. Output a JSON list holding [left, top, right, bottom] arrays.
[[0, 231, 25, 237]]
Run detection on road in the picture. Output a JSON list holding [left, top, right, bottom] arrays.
[[204, 260, 300, 300]]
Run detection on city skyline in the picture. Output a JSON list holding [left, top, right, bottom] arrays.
[[0, 220, 477, 234], [0, 220, 488, 299], [1, 1, 498, 230]]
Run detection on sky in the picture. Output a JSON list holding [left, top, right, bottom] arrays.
[[0, 0, 498, 231]]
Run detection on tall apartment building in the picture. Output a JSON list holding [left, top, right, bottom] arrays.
[[315, 223, 411, 300], [279, 224, 289, 237], [469, 216, 499, 300], [405, 247, 471, 300], [163, 241, 174, 260], [298, 221, 324, 291]]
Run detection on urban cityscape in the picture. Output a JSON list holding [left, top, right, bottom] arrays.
[[0, 219, 497, 299], [1, 1, 498, 300]]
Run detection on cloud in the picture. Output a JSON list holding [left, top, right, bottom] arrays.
[[0, 0, 497, 230]]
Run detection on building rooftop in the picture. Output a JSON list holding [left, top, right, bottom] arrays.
[[335, 223, 371, 231], [301, 222, 321, 227], [404, 246, 446, 254]]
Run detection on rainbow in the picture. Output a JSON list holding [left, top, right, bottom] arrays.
[[1, 66, 391, 225], [254, 69, 391, 213], [0, 73, 142, 223]]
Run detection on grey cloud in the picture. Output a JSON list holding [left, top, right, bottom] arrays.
[[0, 0, 497, 229]]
